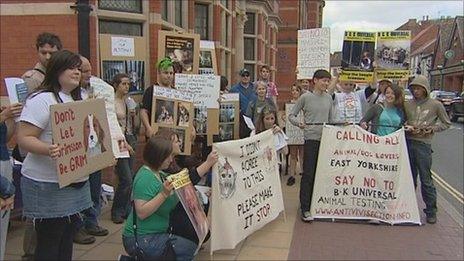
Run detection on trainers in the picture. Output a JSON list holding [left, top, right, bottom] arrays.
[[301, 211, 313, 222], [85, 225, 109, 236], [73, 228, 96, 244], [426, 214, 437, 224], [112, 216, 125, 224], [286, 176, 295, 186]]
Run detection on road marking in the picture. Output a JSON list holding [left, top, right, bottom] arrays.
[[432, 170, 464, 204]]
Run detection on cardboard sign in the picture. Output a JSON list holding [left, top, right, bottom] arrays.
[[90, 76, 130, 159], [111, 36, 135, 57], [174, 74, 220, 109], [340, 31, 376, 83], [51, 99, 115, 188], [309, 125, 421, 225], [285, 103, 304, 145], [297, 28, 330, 79], [211, 130, 285, 252], [199, 40, 218, 75], [375, 31, 411, 80], [208, 93, 240, 145], [158, 31, 200, 74], [151, 86, 194, 155]]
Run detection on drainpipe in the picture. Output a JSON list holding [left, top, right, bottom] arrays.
[[71, 0, 92, 59]]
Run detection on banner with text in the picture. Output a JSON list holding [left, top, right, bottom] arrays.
[[297, 28, 330, 79], [375, 31, 411, 80], [51, 99, 115, 187], [211, 130, 285, 252], [310, 125, 420, 225], [285, 103, 304, 145], [340, 31, 376, 83]]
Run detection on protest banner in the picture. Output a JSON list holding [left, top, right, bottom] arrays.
[[297, 28, 330, 79], [175, 73, 220, 135], [90, 76, 130, 158], [151, 86, 194, 155], [285, 103, 304, 145], [309, 125, 421, 225], [51, 99, 115, 188], [4, 78, 28, 104], [158, 31, 200, 74], [166, 169, 209, 252], [211, 129, 285, 252], [375, 31, 411, 80], [199, 40, 218, 75], [208, 93, 240, 145], [340, 31, 376, 83]]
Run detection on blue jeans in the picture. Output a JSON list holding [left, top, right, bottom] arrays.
[[407, 139, 437, 216], [123, 233, 197, 261], [112, 134, 136, 219], [77, 171, 102, 229]]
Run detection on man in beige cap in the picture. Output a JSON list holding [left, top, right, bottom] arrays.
[[404, 75, 451, 224]]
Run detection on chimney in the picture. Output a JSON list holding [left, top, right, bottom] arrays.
[[426, 15, 429, 20]]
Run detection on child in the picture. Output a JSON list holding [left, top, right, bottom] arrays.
[[245, 81, 277, 125]]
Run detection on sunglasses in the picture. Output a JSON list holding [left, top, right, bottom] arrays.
[[242, 74, 250, 77]]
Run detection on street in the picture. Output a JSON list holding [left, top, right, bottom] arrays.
[[432, 120, 464, 222]]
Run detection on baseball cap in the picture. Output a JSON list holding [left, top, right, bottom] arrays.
[[239, 68, 250, 76]]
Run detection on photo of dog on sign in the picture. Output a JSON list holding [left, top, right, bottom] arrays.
[[83, 114, 107, 157]]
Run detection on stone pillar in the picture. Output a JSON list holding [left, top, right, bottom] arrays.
[[234, 0, 247, 75]]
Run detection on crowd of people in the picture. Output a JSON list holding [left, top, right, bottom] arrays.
[[0, 31, 452, 261]]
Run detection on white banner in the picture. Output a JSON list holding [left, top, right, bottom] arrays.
[[211, 130, 285, 252], [297, 28, 330, 79], [285, 103, 304, 145], [174, 73, 220, 108], [310, 125, 421, 225]]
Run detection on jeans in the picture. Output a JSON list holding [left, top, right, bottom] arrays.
[[123, 233, 197, 261], [0, 160, 12, 261], [34, 214, 80, 261], [407, 139, 437, 216], [112, 134, 136, 219], [77, 170, 102, 229], [300, 140, 321, 212]]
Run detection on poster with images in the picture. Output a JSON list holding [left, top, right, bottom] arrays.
[[151, 86, 194, 155], [297, 28, 330, 79], [309, 125, 421, 225], [199, 40, 218, 75], [340, 31, 376, 83], [209, 93, 240, 145], [211, 129, 285, 252], [51, 99, 115, 188], [158, 31, 200, 74], [102, 60, 145, 92], [375, 31, 411, 80]]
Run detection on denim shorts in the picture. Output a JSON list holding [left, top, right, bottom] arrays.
[[21, 176, 92, 219]]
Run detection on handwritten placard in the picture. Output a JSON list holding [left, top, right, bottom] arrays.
[[175, 74, 220, 109], [111, 36, 135, 57], [297, 28, 330, 79], [285, 103, 304, 145]]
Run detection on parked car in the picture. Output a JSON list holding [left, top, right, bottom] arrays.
[[429, 90, 458, 111], [404, 88, 413, 101], [448, 92, 464, 122]]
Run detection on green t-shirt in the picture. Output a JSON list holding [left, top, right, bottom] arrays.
[[123, 166, 179, 236]]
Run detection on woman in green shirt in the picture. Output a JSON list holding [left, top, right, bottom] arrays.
[[122, 136, 197, 260]]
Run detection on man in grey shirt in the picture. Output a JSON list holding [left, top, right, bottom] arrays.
[[289, 69, 333, 222]]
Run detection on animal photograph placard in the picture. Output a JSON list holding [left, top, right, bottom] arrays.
[[375, 31, 411, 80], [340, 31, 376, 83], [51, 99, 115, 187], [158, 31, 200, 74], [199, 40, 218, 75]]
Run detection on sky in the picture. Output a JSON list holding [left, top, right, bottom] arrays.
[[323, 0, 464, 52]]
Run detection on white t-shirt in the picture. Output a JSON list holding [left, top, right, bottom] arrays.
[[332, 90, 367, 123], [20, 91, 87, 183]]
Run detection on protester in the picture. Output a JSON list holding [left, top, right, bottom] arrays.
[[17, 50, 92, 260], [360, 84, 406, 135], [220, 75, 229, 94], [140, 58, 175, 139], [286, 84, 304, 186], [289, 69, 333, 222], [111, 73, 137, 224], [297, 78, 312, 92], [404, 75, 451, 224], [255, 65, 278, 105], [230, 68, 257, 138], [122, 136, 197, 260], [331, 79, 376, 123], [370, 78, 393, 104], [0, 103, 22, 261], [245, 81, 277, 125], [22, 32, 62, 92]]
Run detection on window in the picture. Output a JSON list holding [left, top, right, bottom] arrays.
[[244, 12, 255, 35], [162, 0, 168, 21], [175, 0, 183, 27], [98, 0, 142, 13], [220, 0, 228, 8], [244, 38, 255, 61], [195, 4, 209, 40], [99, 20, 143, 36]]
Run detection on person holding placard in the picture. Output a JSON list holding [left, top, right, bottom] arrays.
[[289, 69, 333, 222], [122, 137, 197, 260], [111, 73, 137, 224], [16, 50, 92, 260]]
